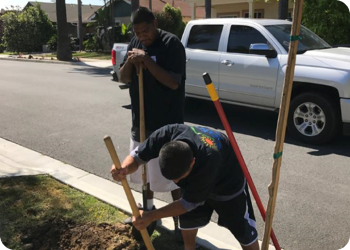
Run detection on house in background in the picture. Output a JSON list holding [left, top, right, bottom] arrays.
[[24, 1, 102, 38], [112, 0, 294, 24], [184, 0, 294, 19], [111, 0, 205, 26]]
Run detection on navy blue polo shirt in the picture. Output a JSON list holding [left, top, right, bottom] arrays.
[[120, 29, 186, 142], [133, 124, 246, 204]]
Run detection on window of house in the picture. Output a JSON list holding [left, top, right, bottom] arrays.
[[218, 13, 239, 18], [187, 25, 224, 51], [243, 10, 264, 18], [227, 25, 268, 54]]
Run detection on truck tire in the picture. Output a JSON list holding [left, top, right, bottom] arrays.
[[287, 92, 340, 144]]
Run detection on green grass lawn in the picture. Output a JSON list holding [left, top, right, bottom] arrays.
[[1, 51, 111, 60], [0, 175, 188, 250], [0, 52, 17, 55]]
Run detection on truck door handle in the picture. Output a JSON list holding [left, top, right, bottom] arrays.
[[221, 60, 233, 66]]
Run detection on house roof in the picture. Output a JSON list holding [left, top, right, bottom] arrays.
[[124, 0, 205, 18], [26, 1, 102, 23]]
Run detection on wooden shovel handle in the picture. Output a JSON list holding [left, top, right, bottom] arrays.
[[139, 70, 148, 206], [104, 136, 155, 250]]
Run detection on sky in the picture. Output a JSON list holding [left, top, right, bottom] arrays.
[[0, 0, 105, 10]]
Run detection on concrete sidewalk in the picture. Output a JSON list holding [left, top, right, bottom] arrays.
[[0, 137, 277, 250], [0, 54, 112, 68]]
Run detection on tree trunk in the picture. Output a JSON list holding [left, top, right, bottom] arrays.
[[78, 0, 84, 51], [56, 0, 72, 61], [205, 0, 211, 18], [278, 0, 289, 19], [110, 0, 114, 48], [131, 0, 139, 12]]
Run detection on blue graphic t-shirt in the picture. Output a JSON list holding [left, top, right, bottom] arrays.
[[136, 124, 245, 204]]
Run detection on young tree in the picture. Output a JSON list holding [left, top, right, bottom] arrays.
[[56, 0, 72, 61], [302, 0, 350, 45]]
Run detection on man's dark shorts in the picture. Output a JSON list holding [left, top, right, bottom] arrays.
[[179, 186, 258, 246]]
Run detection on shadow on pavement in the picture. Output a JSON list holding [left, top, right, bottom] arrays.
[[184, 98, 350, 157], [69, 65, 112, 77]]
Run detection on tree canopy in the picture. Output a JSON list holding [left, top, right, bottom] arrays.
[[302, 0, 350, 45], [1, 4, 54, 53]]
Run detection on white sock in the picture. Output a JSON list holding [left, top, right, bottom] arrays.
[[147, 199, 154, 210]]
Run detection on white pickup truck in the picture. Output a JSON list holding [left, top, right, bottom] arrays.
[[111, 18, 350, 144]]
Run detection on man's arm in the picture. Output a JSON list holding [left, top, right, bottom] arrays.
[[129, 44, 184, 90], [143, 56, 179, 90], [110, 155, 140, 181], [132, 200, 187, 230], [111, 125, 177, 182], [119, 56, 133, 83]]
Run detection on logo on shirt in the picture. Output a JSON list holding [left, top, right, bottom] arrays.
[[190, 127, 218, 150]]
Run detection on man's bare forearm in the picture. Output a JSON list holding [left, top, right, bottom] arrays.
[[119, 59, 133, 83], [147, 200, 187, 221], [122, 155, 140, 175]]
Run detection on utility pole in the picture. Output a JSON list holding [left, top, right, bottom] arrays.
[[205, 0, 211, 18], [149, 0, 152, 10], [77, 0, 83, 50], [131, 0, 139, 12]]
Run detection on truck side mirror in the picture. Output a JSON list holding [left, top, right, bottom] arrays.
[[249, 44, 277, 58]]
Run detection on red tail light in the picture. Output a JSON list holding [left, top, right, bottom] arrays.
[[111, 50, 116, 65]]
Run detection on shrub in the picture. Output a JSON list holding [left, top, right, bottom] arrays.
[[1, 3, 54, 53], [83, 34, 99, 52], [155, 4, 186, 39]]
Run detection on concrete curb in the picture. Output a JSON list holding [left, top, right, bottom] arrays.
[[0, 56, 80, 65], [0, 137, 278, 250], [0, 56, 113, 68]]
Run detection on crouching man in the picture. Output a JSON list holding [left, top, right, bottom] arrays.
[[111, 124, 260, 250]]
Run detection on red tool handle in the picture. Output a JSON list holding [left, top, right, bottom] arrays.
[[203, 73, 281, 250]]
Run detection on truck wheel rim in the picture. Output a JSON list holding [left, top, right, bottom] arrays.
[[293, 102, 326, 137]]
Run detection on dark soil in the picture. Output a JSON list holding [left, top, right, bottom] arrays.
[[21, 219, 141, 250]]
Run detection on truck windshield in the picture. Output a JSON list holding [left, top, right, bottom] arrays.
[[264, 24, 331, 54]]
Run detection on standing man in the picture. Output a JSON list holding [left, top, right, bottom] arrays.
[[118, 7, 186, 240], [111, 124, 260, 250]]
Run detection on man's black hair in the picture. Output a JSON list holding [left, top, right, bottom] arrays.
[[131, 7, 155, 25], [159, 141, 193, 180]]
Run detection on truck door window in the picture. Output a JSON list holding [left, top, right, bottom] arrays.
[[227, 25, 268, 54], [187, 25, 223, 51]]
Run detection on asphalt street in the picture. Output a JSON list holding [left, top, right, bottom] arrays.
[[0, 60, 349, 250]]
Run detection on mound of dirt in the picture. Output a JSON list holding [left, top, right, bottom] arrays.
[[21, 219, 141, 250]]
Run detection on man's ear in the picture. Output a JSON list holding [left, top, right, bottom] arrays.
[[153, 19, 158, 29], [190, 157, 196, 167]]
